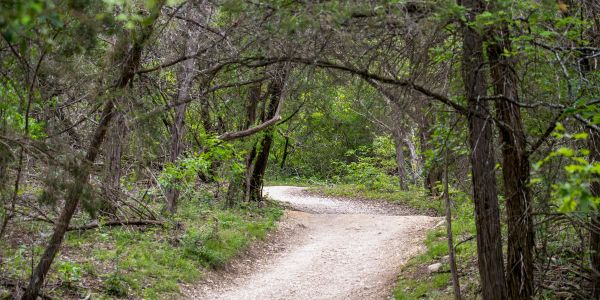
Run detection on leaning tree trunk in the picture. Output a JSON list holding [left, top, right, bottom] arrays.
[[165, 27, 199, 213], [247, 70, 288, 202], [102, 112, 127, 216], [459, 0, 508, 299], [21, 7, 162, 298], [487, 26, 535, 299]]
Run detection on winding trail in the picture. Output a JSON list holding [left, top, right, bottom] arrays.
[[184, 186, 440, 300]]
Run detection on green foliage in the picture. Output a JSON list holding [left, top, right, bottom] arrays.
[[393, 191, 477, 299], [534, 124, 600, 213], [0, 84, 47, 139], [103, 273, 129, 298], [268, 74, 376, 179], [332, 135, 400, 191], [159, 135, 244, 196], [57, 196, 283, 298], [56, 260, 82, 283]]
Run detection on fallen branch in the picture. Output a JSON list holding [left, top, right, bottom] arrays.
[[66, 219, 164, 232]]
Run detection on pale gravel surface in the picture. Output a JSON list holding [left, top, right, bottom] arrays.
[[183, 186, 441, 300]]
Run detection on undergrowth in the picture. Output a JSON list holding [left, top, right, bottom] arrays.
[[393, 194, 478, 300], [0, 194, 282, 299]]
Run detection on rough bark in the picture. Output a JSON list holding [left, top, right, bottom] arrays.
[[248, 71, 288, 202], [21, 7, 161, 298], [459, 0, 508, 299], [102, 112, 126, 215], [487, 26, 535, 299]]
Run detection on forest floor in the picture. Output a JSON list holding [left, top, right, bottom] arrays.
[[183, 186, 441, 300]]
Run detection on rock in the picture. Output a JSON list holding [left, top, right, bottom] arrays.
[[427, 262, 443, 273]]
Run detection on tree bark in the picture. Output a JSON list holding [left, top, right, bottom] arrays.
[[487, 26, 535, 299], [102, 112, 127, 215], [280, 135, 290, 169], [392, 130, 408, 190], [225, 83, 262, 206], [444, 127, 461, 300], [248, 70, 288, 202], [165, 27, 199, 213], [21, 7, 162, 298], [459, 0, 508, 299]]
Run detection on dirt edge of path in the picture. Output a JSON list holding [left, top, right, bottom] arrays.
[[180, 209, 310, 296]]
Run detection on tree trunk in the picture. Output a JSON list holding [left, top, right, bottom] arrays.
[[487, 26, 535, 299], [444, 128, 461, 300], [102, 112, 127, 215], [225, 83, 262, 205], [248, 70, 288, 202], [459, 0, 508, 299], [405, 134, 420, 185], [392, 130, 408, 190], [21, 7, 162, 298], [590, 130, 600, 298], [165, 31, 198, 213], [418, 102, 441, 196], [280, 135, 290, 169]]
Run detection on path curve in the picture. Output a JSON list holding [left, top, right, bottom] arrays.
[[184, 186, 440, 300]]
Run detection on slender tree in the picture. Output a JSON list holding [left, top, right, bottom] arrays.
[[21, 4, 163, 298], [459, 0, 508, 298], [487, 23, 535, 299]]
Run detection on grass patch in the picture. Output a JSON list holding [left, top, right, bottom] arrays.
[[313, 183, 443, 215], [1, 197, 282, 299], [392, 192, 479, 299]]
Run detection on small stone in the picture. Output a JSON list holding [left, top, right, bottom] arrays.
[[427, 262, 443, 273]]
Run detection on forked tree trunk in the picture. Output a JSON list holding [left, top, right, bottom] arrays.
[[487, 26, 535, 299], [459, 0, 508, 299], [225, 83, 262, 206], [248, 70, 288, 202], [21, 7, 162, 298]]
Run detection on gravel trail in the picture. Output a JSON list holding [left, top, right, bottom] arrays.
[[183, 186, 440, 300]]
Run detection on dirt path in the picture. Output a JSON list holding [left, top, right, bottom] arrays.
[[183, 186, 440, 300]]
